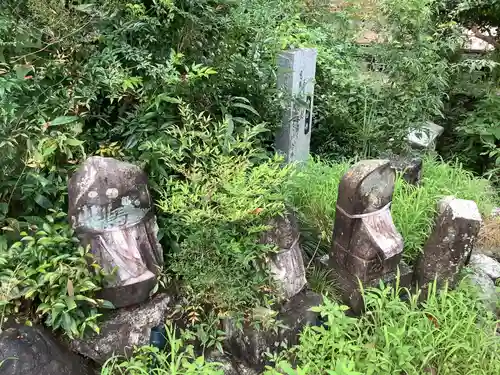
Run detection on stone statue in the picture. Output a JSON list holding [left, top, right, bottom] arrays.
[[330, 160, 411, 312], [68, 156, 164, 308]]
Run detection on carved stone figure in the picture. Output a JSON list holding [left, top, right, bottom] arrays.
[[329, 160, 411, 312], [261, 214, 307, 300], [415, 196, 482, 290], [68, 156, 164, 308]]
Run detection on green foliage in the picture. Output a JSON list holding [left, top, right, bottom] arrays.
[[265, 281, 500, 374], [0, 210, 114, 338], [309, 0, 455, 159], [101, 324, 223, 375], [288, 156, 499, 262], [145, 102, 292, 314]]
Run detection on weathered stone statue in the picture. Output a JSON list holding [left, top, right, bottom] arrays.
[[261, 214, 307, 300], [330, 160, 412, 312], [415, 196, 482, 291], [68, 156, 164, 308]]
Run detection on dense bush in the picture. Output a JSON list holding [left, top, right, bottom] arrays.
[[0, 0, 498, 360], [0, 210, 114, 338], [437, 0, 500, 184]]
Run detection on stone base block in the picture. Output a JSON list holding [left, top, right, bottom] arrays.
[[223, 290, 322, 370], [330, 261, 413, 314]]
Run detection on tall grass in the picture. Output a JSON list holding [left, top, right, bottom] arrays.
[[266, 280, 500, 374], [288, 156, 499, 262]]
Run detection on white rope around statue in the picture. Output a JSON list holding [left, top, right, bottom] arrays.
[[336, 201, 392, 219]]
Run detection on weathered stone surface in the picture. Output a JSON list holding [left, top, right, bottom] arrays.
[[205, 351, 258, 375], [389, 156, 423, 186], [223, 290, 322, 370], [415, 196, 482, 290], [261, 214, 307, 300], [0, 324, 95, 375], [463, 268, 498, 312], [68, 156, 164, 308], [468, 253, 500, 281], [329, 160, 407, 312], [70, 293, 172, 364]]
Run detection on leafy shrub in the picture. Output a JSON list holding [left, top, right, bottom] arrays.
[[288, 156, 499, 262], [139, 102, 292, 319], [265, 281, 500, 374], [0, 210, 114, 338], [308, 0, 455, 159]]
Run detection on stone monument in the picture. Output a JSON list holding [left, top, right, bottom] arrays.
[[275, 48, 317, 163], [68, 156, 164, 308], [415, 196, 482, 291], [329, 160, 412, 313]]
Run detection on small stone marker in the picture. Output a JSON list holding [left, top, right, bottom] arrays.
[[68, 156, 164, 308], [261, 214, 307, 300], [389, 156, 423, 186], [407, 121, 444, 150], [329, 159, 411, 313], [275, 48, 317, 163], [415, 196, 482, 290]]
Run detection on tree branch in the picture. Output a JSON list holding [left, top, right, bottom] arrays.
[[470, 26, 500, 49]]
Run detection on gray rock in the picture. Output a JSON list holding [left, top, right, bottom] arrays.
[[205, 351, 258, 375], [389, 156, 423, 186], [70, 293, 173, 364], [468, 253, 500, 281], [407, 121, 444, 150], [223, 290, 322, 370], [0, 324, 95, 375], [463, 268, 498, 312]]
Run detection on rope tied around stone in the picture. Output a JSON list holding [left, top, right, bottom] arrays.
[[336, 201, 392, 219]]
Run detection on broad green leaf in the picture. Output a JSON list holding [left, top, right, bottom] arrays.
[[49, 116, 79, 126], [34, 194, 53, 210]]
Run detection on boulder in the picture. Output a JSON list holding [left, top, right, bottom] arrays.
[[463, 268, 498, 313], [468, 253, 500, 281], [223, 290, 322, 370], [0, 324, 95, 375], [70, 293, 173, 364]]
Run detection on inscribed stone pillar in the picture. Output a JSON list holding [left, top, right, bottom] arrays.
[[329, 160, 411, 312], [275, 48, 317, 163], [415, 196, 482, 290], [68, 156, 164, 308]]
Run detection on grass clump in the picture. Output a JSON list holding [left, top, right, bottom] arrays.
[[288, 156, 499, 262], [101, 324, 223, 375], [266, 281, 500, 375]]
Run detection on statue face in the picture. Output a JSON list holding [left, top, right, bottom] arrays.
[[359, 167, 395, 211], [74, 184, 151, 232]]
